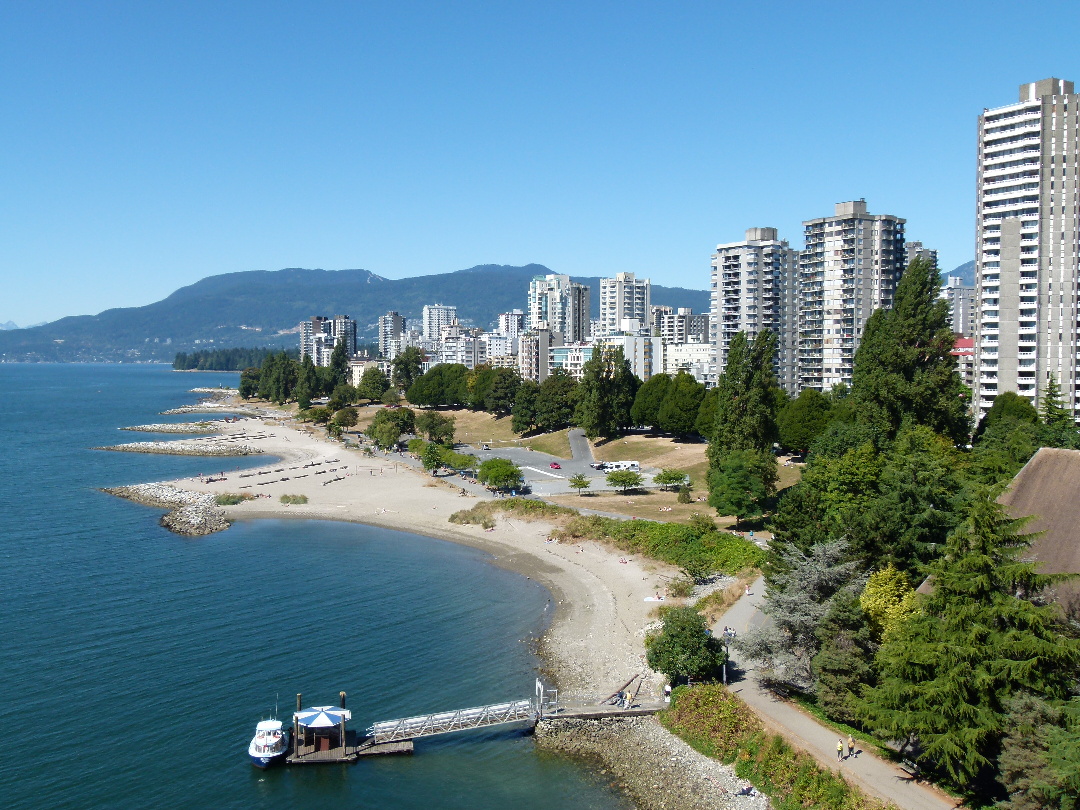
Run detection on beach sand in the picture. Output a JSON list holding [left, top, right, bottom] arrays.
[[163, 408, 676, 703]]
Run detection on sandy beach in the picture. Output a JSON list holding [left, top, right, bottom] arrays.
[[143, 405, 677, 704]]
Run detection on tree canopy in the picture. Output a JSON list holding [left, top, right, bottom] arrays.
[[646, 606, 726, 681], [575, 347, 640, 440]]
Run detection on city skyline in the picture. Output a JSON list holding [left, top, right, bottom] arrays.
[[2, 2, 1078, 325]]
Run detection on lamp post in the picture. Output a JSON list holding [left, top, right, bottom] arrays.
[[722, 634, 730, 685]]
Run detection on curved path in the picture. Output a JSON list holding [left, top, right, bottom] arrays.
[[714, 578, 962, 810]]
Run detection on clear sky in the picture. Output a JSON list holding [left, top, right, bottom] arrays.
[[2, 0, 1078, 325]]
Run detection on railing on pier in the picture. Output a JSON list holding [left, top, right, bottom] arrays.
[[367, 699, 536, 743]]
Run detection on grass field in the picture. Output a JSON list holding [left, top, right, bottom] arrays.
[[548, 488, 727, 526], [522, 429, 572, 458]]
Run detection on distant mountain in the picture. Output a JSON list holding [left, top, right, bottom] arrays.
[[0, 321, 19, 331], [0, 265, 711, 362], [946, 260, 975, 286]]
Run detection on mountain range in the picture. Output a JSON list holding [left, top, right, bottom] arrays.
[[0, 265, 710, 362]]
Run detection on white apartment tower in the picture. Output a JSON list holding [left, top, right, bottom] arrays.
[[378, 311, 405, 358], [711, 228, 800, 394], [299, 315, 357, 366], [599, 272, 651, 335], [526, 274, 590, 342], [974, 78, 1080, 418], [799, 201, 906, 392], [422, 304, 457, 342]]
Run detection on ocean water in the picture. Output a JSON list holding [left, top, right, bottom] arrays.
[[0, 364, 627, 810]]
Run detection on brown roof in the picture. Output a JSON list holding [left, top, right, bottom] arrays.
[[999, 447, 1080, 614]]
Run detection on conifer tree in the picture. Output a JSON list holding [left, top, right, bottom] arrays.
[[850, 256, 969, 444], [860, 494, 1080, 788], [294, 354, 318, 410], [575, 347, 639, 440], [1038, 374, 1079, 449], [328, 340, 350, 390]]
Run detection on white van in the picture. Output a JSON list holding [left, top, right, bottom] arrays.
[[607, 460, 640, 472]]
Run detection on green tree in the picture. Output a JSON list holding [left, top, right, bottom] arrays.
[[695, 387, 720, 439], [811, 592, 876, 725], [997, 695, 1080, 810], [708, 330, 779, 459], [653, 469, 688, 491], [239, 366, 261, 399], [421, 442, 443, 474], [707, 449, 775, 527], [657, 372, 706, 437], [567, 473, 591, 496], [328, 340, 350, 391], [777, 388, 833, 453], [575, 347, 640, 440], [859, 563, 917, 642], [294, 354, 318, 410], [415, 410, 456, 444], [1039, 374, 1079, 449], [478, 458, 524, 491], [328, 383, 357, 411], [606, 469, 644, 492], [645, 606, 726, 681], [391, 346, 424, 392], [860, 495, 1080, 789], [535, 370, 578, 432], [483, 367, 521, 413], [332, 406, 359, 428], [630, 373, 672, 427], [972, 391, 1038, 442], [366, 407, 416, 449], [356, 365, 390, 402], [850, 256, 969, 444], [511, 380, 540, 434]]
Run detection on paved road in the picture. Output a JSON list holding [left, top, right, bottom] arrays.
[[567, 428, 594, 463], [715, 578, 961, 810]]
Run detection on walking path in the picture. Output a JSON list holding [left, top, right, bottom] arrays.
[[714, 577, 962, 810]]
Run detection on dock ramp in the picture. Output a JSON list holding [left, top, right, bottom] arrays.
[[367, 699, 535, 743]]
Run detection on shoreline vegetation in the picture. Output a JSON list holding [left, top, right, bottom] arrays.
[[101, 387, 898, 810]]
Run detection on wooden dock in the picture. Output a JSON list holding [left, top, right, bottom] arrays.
[[286, 729, 414, 765]]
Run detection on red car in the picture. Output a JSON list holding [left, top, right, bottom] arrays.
[[549, 462, 561, 469]]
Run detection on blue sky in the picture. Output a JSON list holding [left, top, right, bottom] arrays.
[[2, 1, 1078, 325]]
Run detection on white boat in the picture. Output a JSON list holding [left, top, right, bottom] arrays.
[[248, 719, 290, 768]]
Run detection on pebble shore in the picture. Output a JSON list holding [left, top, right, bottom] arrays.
[[102, 483, 230, 536], [534, 716, 769, 810], [95, 440, 259, 456]]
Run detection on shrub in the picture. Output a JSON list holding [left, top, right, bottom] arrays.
[[215, 493, 254, 506], [677, 485, 692, 504], [280, 494, 308, 505]]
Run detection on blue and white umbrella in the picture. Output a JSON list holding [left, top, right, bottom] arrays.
[[294, 706, 351, 728]]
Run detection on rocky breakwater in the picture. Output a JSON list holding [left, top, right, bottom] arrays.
[[534, 715, 768, 810], [94, 439, 259, 456], [120, 421, 222, 434], [102, 483, 231, 536], [161, 403, 263, 416]]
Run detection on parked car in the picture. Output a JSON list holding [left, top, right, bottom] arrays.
[[549, 462, 561, 469]]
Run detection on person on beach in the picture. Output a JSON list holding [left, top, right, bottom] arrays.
[[837, 739, 845, 762], [848, 735, 856, 758]]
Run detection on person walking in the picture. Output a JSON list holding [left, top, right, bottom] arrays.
[[837, 738, 845, 762], [848, 735, 856, 758]]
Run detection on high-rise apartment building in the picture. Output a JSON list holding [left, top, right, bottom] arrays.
[[526, 274, 590, 342], [711, 227, 800, 394], [799, 201, 906, 392], [658, 308, 709, 345], [496, 309, 525, 338], [422, 304, 457, 342], [599, 272, 651, 335], [905, 241, 939, 273], [974, 78, 1080, 418], [378, 311, 405, 358], [299, 315, 357, 366], [942, 276, 976, 338]]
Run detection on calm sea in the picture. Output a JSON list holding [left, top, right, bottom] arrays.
[[0, 364, 627, 810]]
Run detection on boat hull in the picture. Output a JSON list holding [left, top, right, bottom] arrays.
[[249, 750, 288, 769]]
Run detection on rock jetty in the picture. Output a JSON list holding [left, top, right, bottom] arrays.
[[189, 387, 238, 394], [534, 715, 768, 810], [120, 422, 221, 434], [95, 440, 258, 456], [102, 483, 230, 536], [161, 403, 263, 416]]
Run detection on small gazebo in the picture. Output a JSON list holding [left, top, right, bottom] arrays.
[[292, 692, 352, 756]]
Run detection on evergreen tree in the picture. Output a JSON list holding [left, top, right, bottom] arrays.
[[860, 495, 1080, 789], [534, 369, 579, 432], [657, 372, 705, 437], [1039, 374, 1079, 449], [811, 592, 876, 725], [973, 391, 1038, 442], [328, 341, 350, 390], [511, 380, 540, 434], [575, 347, 640, 440], [630, 373, 672, 427], [294, 354, 318, 410], [239, 366, 261, 399], [850, 256, 969, 444]]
